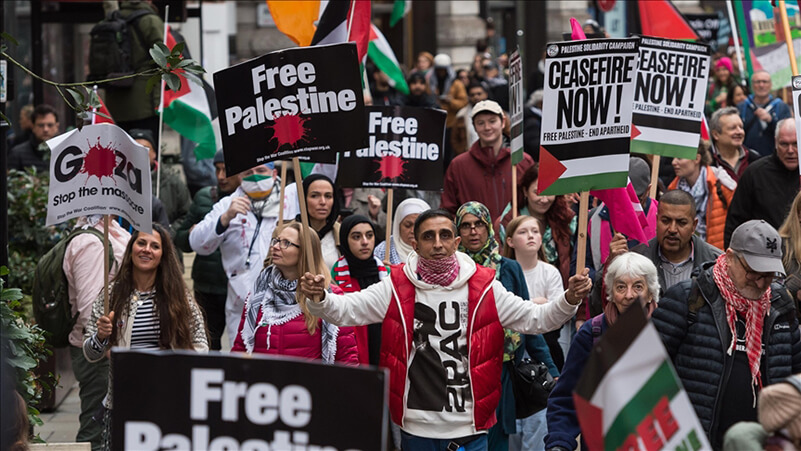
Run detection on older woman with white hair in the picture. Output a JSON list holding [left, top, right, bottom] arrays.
[[545, 252, 659, 451]]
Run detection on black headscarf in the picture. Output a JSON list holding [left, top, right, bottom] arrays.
[[294, 174, 341, 239], [339, 215, 380, 289]]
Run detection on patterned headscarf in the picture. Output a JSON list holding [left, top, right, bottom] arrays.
[[456, 201, 503, 272], [713, 253, 771, 406]]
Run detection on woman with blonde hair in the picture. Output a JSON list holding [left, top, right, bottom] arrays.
[[779, 191, 801, 318], [232, 222, 359, 363]]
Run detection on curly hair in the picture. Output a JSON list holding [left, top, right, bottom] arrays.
[[108, 223, 197, 349]]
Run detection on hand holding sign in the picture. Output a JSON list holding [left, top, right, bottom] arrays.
[[300, 272, 327, 302]]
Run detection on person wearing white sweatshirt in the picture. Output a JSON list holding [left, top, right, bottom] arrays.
[[300, 209, 591, 450]]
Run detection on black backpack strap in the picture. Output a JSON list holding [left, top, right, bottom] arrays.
[[123, 9, 155, 58], [687, 277, 705, 325]]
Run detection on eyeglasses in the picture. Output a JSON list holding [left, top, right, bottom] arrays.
[[270, 238, 300, 250], [458, 221, 487, 233], [735, 254, 775, 282]]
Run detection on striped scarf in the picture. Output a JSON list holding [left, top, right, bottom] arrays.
[[712, 253, 771, 404], [417, 254, 460, 286]]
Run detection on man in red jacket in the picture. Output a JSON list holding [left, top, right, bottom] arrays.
[[441, 100, 535, 220], [300, 210, 590, 449]]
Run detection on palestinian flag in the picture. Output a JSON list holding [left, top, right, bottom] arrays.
[[630, 115, 701, 159], [574, 306, 711, 451], [390, 0, 410, 27], [637, 0, 699, 41], [311, 0, 371, 62], [159, 26, 216, 160], [368, 24, 409, 95], [91, 86, 115, 125]]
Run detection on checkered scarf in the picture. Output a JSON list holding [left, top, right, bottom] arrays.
[[712, 253, 771, 404], [417, 254, 460, 286]]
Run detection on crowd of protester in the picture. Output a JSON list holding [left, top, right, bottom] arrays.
[[7, 14, 801, 451]]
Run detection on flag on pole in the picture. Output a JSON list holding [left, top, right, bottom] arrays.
[[390, 0, 411, 27], [311, 0, 371, 62], [265, 0, 320, 47], [590, 181, 649, 244], [368, 24, 409, 95], [574, 304, 711, 451], [91, 86, 115, 125], [637, 0, 700, 40], [159, 26, 216, 160]]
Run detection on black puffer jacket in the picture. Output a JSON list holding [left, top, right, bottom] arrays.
[[652, 262, 801, 449]]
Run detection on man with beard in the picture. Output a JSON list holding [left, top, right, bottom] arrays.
[[652, 220, 801, 448], [629, 190, 721, 297]]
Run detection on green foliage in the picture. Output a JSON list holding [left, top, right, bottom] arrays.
[[6, 168, 70, 295], [146, 41, 205, 94], [1, 31, 206, 128], [1, 266, 51, 433]]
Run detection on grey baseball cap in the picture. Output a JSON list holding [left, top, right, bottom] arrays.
[[629, 157, 650, 197], [729, 220, 785, 275]]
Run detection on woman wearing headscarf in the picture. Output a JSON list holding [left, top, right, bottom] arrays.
[[374, 198, 430, 265], [294, 174, 341, 269], [455, 201, 558, 450], [331, 215, 390, 365]]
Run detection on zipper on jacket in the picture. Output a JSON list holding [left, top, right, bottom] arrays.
[[466, 279, 495, 429], [389, 279, 409, 428]]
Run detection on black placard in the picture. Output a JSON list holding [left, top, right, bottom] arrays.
[[214, 43, 367, 175], [111, 350, 387, 450], [338, 106, 446, 191]]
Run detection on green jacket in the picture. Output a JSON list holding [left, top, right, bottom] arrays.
[[152, 165, 191, 233], [175, 186, 228, 295], [104, 1, 164, 122]]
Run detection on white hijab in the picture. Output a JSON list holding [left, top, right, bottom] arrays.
[[392, 198, 430, 262]]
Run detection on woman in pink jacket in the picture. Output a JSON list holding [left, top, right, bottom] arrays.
[[232, 222, 359, 364]]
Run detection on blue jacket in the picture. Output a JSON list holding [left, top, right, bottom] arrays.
[[495, 257, 560, 439], [545, 314, 608, 450], [652, 263, 801, 448], [738, 95, 791, 157]]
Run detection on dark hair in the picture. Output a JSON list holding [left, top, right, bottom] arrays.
[[32, 104, 58, 123], [414, 209, 455, 239], [660, 189, 696, 213], [407, 72, 427, 85], [466, 81, 486, 93], [518, 164, 575, 243], [109, 223, 200, 349], [726, 83, 749, 109]]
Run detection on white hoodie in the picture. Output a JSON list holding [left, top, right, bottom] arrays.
[[307, 251, 578, 438]]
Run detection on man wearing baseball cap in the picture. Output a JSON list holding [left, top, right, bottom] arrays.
[[441, 99, 534, 220], [652, 219, 801, 449]]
